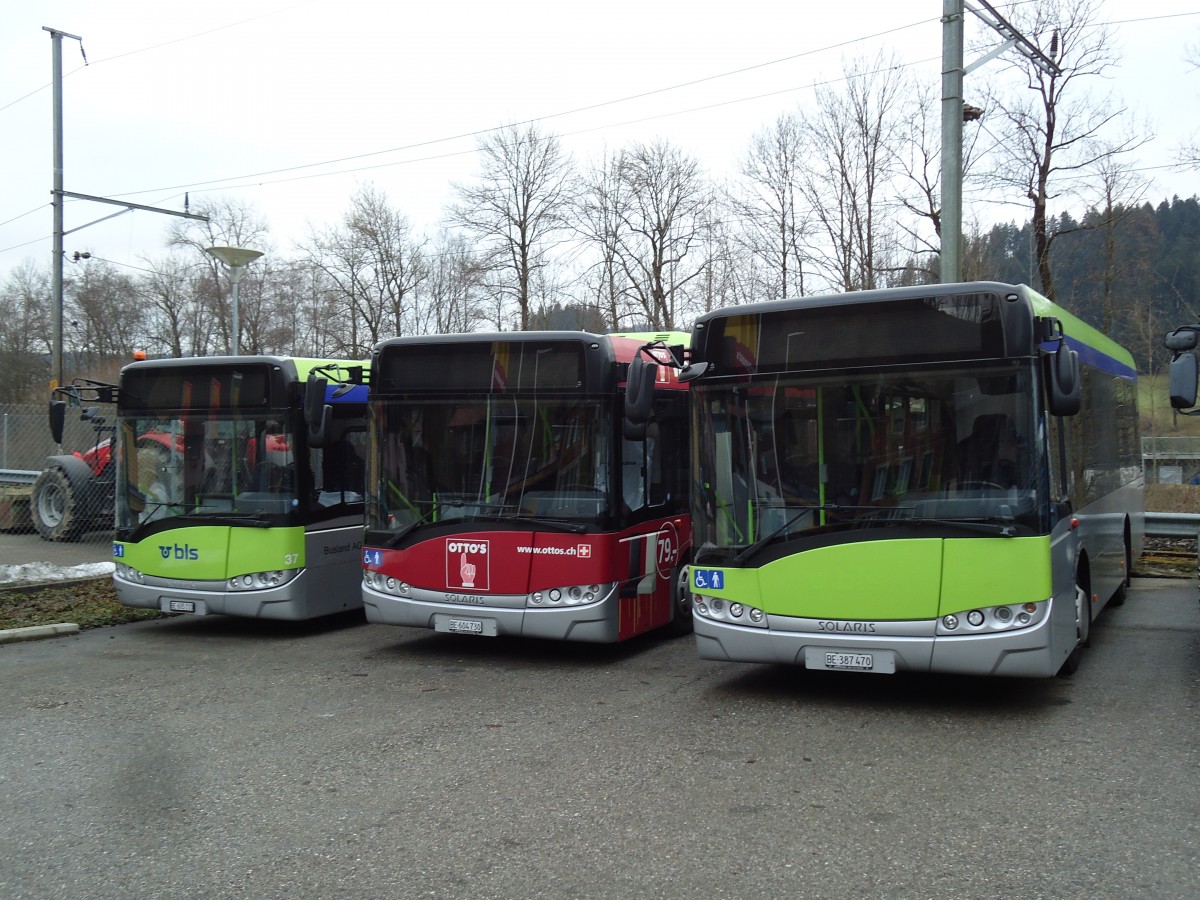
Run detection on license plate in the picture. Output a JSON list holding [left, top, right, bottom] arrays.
[[433, 614, 497, 636], [825, 651, 873, 671], [168, 599, 195, 613], [803, 647, 894, 673]]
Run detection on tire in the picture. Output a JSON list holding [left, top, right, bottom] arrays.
[[31, 466, 85, 542], [1058, 582, 1091, 677], [663, 561, 694, 637]]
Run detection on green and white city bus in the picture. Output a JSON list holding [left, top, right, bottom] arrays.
[[645, 282, 1143, 677], [107, 355, 369, 620]]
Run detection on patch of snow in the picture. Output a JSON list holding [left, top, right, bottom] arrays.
[[0, 561, 116, 585]]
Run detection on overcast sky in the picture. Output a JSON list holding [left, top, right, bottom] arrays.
[[2, 0, 1199, 281]]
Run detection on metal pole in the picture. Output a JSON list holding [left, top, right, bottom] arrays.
[[49, 29, 66, 390], [940, 0, 964, 284], [230, 265, 243, 355]]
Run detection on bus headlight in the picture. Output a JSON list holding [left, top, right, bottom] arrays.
[[937, 600, 1050, 635], [116, 563, 145, 584], [363, 571, 409, 596], [227, 568, 299, 592], [526, 583, 614, 608], [694, 594, 766, 628]]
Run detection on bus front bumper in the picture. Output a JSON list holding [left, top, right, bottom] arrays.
[[112, 569, 356, 621], [362, 585, 621, 643], [693, 601, 1063, 677]]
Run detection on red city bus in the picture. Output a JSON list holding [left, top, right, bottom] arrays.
[[361, 331, 692, 642]]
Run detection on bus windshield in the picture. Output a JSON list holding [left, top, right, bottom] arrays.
[[691, 361, 1048, 560], [117, 413, 303, 528], [370, 395, 612, 533]]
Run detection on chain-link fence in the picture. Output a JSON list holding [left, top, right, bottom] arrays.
[[1, 402, 116, 541]]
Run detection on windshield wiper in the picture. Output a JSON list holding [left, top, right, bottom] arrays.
[[125, 509, 271, 542], [462, 512, 587, 534], [731, 504, 864, 564], [382, 500, 470, 547], [729, 502, 1019, 564], [874, 512, 1017, 537]]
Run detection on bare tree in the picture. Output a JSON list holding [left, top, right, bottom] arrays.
[[893, 79, 983, 282], [64, 259, 143, 369], [1087, 158, 1151, 334], [575, 148, 638, 330], [167, 196, 273, 354], [135, 252, 205, 358], [448, 124, 575, 330], [977, 0, 1144, 302], [733, 113, 811, 300], [0, 261, 52, 401], [797, 54, 907, 292], [1176, 40, 1200, 168], [305, 185, 428, 355], [416, 231, 487, 336], [282, 261, 350, 358], [583, 140, 712, 330]]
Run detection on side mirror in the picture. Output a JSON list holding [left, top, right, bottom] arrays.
[[1045, 343, 1080, 416], [304, 375, 333, 448], [622, 356, 655, 441], [1165, 326, 1200, 353], [1170, 351, 1199, 411], [49, 399, 66, 445]]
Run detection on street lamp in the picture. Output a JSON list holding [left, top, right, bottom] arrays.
[[205, 246, 263, 355]]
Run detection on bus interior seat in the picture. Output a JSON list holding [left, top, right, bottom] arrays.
[[957, 413, 1018, 488]]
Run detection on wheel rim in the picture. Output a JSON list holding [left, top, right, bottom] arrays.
[[37, 482, 66, 527], [676, 564, 691, 617], [1075, 585, 1090, 645]]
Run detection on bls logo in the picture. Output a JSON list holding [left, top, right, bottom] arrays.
[[159, 543, 199, 561], [446, 539, 489, 592]]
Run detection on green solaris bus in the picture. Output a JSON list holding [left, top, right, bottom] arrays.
[[668, 282, 1143, 678], [106, 356, 369, 620]]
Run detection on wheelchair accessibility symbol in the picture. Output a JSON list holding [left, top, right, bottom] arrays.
[[693, 569, 725, 591]]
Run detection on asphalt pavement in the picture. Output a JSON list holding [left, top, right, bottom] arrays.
[[0, 527, 112, 574], [1, 577, 1198, 899]]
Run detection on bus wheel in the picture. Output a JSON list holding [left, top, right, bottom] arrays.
[[664, 562, 694, 637], [31, 466, 83, 542], [1059, 583, 1091, 677]]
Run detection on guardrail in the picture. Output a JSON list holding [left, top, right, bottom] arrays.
[[0, 469, 38, 486], [1145, 512, 1200, 538]]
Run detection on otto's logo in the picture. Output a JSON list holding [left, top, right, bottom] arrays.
[[446, 539, 489, 592], [159, 543, 199, 561], [447, 542, 488, 555]]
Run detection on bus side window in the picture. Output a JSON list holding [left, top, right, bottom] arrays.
[[622, 436, 647, 512]]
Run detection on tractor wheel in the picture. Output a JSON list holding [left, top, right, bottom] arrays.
[[31, 466, 84, 542]]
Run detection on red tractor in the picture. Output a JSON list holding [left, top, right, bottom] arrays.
[[37, 379, 182, 542], [34, 379, 120, 541]]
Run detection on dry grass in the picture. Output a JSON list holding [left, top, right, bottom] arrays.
[[1145, 483, 1200, 513], [0, 579, 164, 631]]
